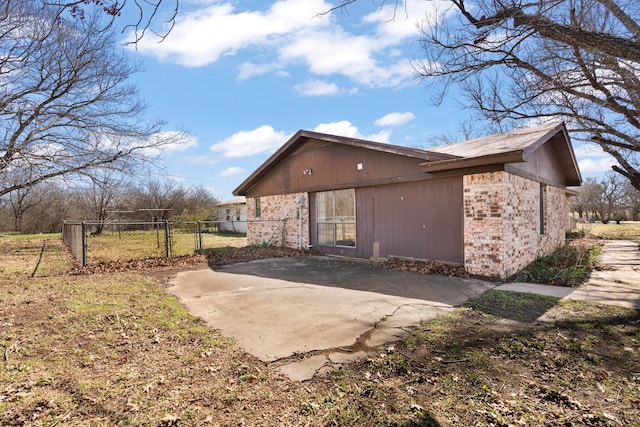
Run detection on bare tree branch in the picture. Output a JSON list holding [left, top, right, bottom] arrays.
[[410, 0, 640, 190], [0, 0, 185, 197]]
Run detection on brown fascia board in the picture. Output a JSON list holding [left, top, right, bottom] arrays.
[[296, 130, 449, 161], [556, 129, 583, 185], [520, 121, 567, 159], [420, 151, 462, 161], [419, 151, 526, 173]]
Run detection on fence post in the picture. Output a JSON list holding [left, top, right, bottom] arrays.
[[164, 220, 170, 258], [81, 221, 87, 267], [197, 221, 203, 254]]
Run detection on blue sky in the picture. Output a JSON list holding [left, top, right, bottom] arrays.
[[121, 0, 614, 201]]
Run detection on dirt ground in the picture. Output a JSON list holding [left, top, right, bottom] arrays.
[[1, 237, 640, 426]]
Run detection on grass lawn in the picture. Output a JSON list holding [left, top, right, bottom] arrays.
[[84, 230, 247, 264], [2, 234, 640, 425], [578, 221, 640, 242]]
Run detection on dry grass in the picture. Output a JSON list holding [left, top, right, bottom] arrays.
[[85, 230, 247, 264], [577, 221, 640, 242], [2, 234, 640, 426]]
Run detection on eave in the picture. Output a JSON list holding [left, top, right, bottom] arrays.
[[420, 151, 526, 173]]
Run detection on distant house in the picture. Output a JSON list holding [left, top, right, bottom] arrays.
[[233, 122, 582, 279], [215, 198, 247, 233]]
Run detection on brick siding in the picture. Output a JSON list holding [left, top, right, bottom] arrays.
[[246, 193, 310, 248], [463, 172, 567, 279]]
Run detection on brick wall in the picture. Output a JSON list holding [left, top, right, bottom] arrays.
[[463, 172, 567, 279], [246, 193, 310, 248]]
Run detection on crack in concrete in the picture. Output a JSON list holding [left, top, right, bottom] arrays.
[[273, 301, 448, 380]]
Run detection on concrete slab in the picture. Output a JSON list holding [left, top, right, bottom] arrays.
[[166, 255, 496, 380], [166, 241, 640, 381], [278, 355, 328, 382], [167, 268, 460, 362]]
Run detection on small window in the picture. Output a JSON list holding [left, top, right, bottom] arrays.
[[226, 209, 231, 221], [236, 209, 241, 221], [255, 198, 261, 217], [540, 184, 546, 235]]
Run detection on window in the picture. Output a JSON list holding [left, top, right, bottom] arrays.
[[226, 209, 231, 221], [254, 198, 261, 217], [539, 184, 546, 235], [236, 208, 241, 221], [316, 189, 356, 247]]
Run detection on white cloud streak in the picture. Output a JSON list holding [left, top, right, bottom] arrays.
[[374, 111, 415, 126], [294, 80, 341, 96], [573, 143, 616, 174], [313, 120, 391, 143], [209, 125, 289, 158], [220, 166, 246, 177]]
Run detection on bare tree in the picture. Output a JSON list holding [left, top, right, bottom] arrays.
[[624, 180, 640, 220], [328, 0, 640, 189], [128, 178, 188, 220], [598, 173, 626, 222], [412, 0, 640, 189], [75, 169, 128, 234], [43, 0, 178, 44], [7, 185, 44, 232], [0, 0, 183, 199]]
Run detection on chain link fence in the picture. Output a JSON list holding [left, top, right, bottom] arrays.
[[62, 220, 266, 266]]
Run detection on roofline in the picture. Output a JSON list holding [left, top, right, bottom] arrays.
[[420, 151, 525, 173], [420, 121, 582, 184], [233, 121, 583, 196], [233, 130, 441, 196], [521, 121, 565, 158]]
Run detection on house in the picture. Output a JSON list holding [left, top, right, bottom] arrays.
[[233, 122, 582, 279], [215, 198, 247, 233]]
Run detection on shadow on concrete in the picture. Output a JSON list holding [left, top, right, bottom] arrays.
[[216, 255, 495, 307]]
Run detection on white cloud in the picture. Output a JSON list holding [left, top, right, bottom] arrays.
[[220, 166, 246, 177], [374, 111, 415, 126], [278, 27, 415, 87], [237, 62, 282, 80], [134, 0, 333, 67], [131, 0, 432, 88], [573, 143, 616, 174], [294, 80, 341, 96], [209, 125, 289, 158], [313, 120, 391, 143], [361, 0, 444, 42], [578, 157, 616, 174]]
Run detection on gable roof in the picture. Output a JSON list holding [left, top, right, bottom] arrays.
[[233, 122, 582, 196], [233, 130, 448, 195], [420, 121, 582, 185]]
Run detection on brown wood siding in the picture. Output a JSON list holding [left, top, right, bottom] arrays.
[[245, 139, 428, 197], [507, 134, 568, 187], [363, 178, 464, 263], [310, 178, 464, 264]]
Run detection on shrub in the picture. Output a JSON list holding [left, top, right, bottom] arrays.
[[511, 243, 600, 287]]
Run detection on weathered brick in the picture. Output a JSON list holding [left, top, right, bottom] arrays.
[[463, 172, 568, 279], [246, 193, 310, 249]]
